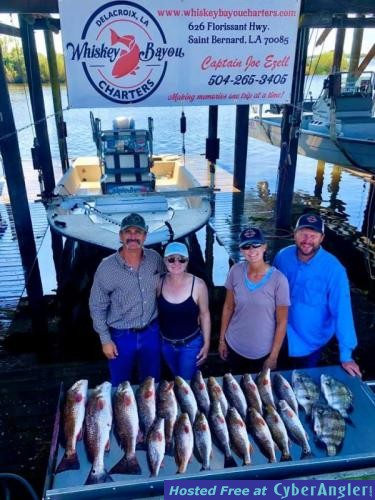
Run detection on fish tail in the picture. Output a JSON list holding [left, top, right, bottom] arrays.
[[200, 464, 211, 471], [326, 445, 337, 457], [85, 467, 113, 485], [300, 449, 314, 460], [224, 455, 237, 468], [165, 440, 175, 457], [55, 451, 80, 473], [109, 454, 142, 475], [280, 453, 293, 462]]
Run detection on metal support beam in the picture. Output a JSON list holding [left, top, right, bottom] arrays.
[[233, 105, 249, 192], [0, 45, 48, 343], [332, 26, 346, 73], [275, 27, 310, 230], [19, 14, 56, 197], [0, 22, 20, 37]]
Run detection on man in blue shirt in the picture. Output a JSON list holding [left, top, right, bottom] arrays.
[[273, 213, 362, 377]]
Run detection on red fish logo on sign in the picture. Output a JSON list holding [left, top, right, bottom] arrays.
[[64, 2, 184, 105], [110, 29, 140, 78]]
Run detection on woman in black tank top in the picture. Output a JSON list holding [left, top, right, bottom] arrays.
[[157, 242, 211, 380]]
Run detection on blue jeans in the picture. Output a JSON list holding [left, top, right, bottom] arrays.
[[290, 347, 323, 369], [109, 320, 161, 385], [162, 333, 203, 381]]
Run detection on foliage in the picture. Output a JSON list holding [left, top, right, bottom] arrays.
[[306, 50, 350, 75], [0, 35, 66, 83]]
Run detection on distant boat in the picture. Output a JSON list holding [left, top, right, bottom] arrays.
[[248, 71, 375, 172], [46, 114, 211, 250]]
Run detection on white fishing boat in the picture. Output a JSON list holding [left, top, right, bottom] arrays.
[[248, 71, 375, 172], [46, 114, 211, 250]]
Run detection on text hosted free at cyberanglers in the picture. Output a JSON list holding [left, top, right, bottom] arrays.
[[165, 480, 374, 500]]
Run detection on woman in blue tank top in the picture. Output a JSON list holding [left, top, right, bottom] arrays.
[[157, 242, 211, 380]]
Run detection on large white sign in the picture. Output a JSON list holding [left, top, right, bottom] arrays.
[[59, 0, 301, 108]]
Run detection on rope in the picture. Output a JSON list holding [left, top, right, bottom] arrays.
[[0, 473, 38, 500]]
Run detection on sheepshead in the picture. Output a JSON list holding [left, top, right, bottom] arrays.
[[256, 367, 276, 409], [109, 381, 141, 475], [85, 381, 113, 485], [273, 373, 299, 414], [278, 399, 312, 459], [240, 373, 263, 414], [191, 370, 210, 415], [174, 376, 198, 424], [312, 403, 346, 456], [227, 407, 252, 465], [223, 373, 247, 419], [147, 417, 165, 477], [291, 370, 320, 417], [207, 376, 229, 416], [174, 413, 194, 473], [264, 405, 292, 462], [135, 376, 156, 447], [193, 412, 212, 471], [208, 401, 237, 468], [157, 380, 178, 456], [56, 379, 88, 473], [247, 407, 276, 463], [320, 374, 353, 419]]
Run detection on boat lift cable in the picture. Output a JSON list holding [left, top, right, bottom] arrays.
[[0, 472, 39, 500]]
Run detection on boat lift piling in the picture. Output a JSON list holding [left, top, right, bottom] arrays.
[[0, 46, 48, 346]]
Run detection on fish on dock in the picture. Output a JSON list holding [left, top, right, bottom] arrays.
[[84, 381, 113, 485], [240, 373, 263, 414], [56, 379, 88, 473], [312, 403, 346, 457], [247, 407, 276, 463], [256, 367, 276, 409], [174, 376, 198, 424], [191, 370, 210, 416], [109, 381, 141, 475], [207, 376, 229, 416], [227, 407, 252, 466], [147, 417, 165, 477], [264, 404, 292, 462], [193, 412, 212, 471], [135, 376, 156, 448], [223, 373, 247, 419], [174, 413, 194, 474], [208, 401, 237, 469], [157, 380, 178, 456], [273, 372, 299, 414], [320, 374, 353, 420], [278, 399, 312, 459], [291, 370, 320, 417]]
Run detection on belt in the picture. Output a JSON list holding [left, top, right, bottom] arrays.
[[126, 318, 158, 333], [161, 328, 201, 346]]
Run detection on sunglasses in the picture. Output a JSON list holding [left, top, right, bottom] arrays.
[[166, 256, 188, 264], [241, 243, 263, 250]]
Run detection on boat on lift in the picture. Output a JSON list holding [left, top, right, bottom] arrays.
[[248, 71, 375, 172], [46, 114, 211, 250]]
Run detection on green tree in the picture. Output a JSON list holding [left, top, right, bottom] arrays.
[[306, 51, 350, 75]]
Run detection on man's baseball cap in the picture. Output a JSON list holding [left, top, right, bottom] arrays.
[[239, 227, 265, 248], [120, 213, 148, 232], [295, 213, 324, 234]]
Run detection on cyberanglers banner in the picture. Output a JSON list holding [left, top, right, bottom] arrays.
[[58, 0, 301, 108]]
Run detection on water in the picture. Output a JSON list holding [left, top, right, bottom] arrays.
[[5, 77, 375, 290]]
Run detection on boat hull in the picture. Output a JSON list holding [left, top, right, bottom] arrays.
[[248, 116, 375, 172]]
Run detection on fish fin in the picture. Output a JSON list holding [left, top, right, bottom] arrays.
[[224, 455, 237, 468], [165, 440, 175, 456], [77, 428, 83, 441], [280, 453, 293, 462], [109, 454, 142, 475], [345, 415, 355, 427], [160, 459, 165, 468], [55, 452, 80, 473], [105, 438, 110, 452], [135, 441, 146, 451], [200, 465, 211, 471], [85, 467, 113, 485], [300, 450, 314, 460], [326, 445, 337, 457]]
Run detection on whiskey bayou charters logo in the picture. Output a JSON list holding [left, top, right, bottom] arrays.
[[64, 1, 184, 104]]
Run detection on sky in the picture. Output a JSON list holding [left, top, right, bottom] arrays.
[[0, 13, 374, 59]]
